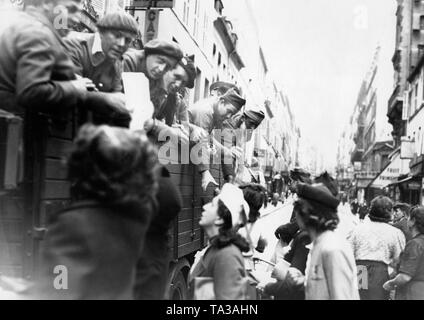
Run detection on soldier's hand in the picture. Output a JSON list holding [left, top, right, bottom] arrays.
[[104, 93, 129, 118], [71, 77, 96, 92]]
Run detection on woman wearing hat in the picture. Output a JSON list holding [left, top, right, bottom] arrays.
[[188, 184, 251, 300], [287, 183, 359, 300], [348, 196, 405, 300], [383, 206, 424, 300]]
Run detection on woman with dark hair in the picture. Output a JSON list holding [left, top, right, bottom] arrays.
[[384, 206, 424, 300], [348, 196, 405, 300], [188, 184, 251, 300], [287, 183, 359, 300], [38, 124, 159, 299]]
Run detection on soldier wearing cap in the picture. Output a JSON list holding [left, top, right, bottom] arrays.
[[223, 109, 265, 183], [123, 39, 183, 81], [145, 55, 196, 144], [188, 89, 246, 191]]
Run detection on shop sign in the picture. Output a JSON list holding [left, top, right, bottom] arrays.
[[408, 182, 422, 190], [144, 9, 160, 42]]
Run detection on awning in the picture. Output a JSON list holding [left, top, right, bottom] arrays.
[[367, 154, 403, 189]]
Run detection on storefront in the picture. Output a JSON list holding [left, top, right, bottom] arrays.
[[366, 153, 411, 203]]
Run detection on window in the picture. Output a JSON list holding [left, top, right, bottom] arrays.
[[420, 15, 424, 29], [214, 0, 223, 15], [218, 52, 221, 66], [183, 0, 190, 25], [419, 44, 424, 59], [194, 68, 202, 102], [212, 44, 217, 56], [415, 83, 419, 112], [193, 0, 200, 38], [202, 13, 209, 47]]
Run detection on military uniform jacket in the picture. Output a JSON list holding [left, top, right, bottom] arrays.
[[0, 8, 79, 116]]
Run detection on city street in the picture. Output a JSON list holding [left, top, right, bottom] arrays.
[[257, 199, 294, 263], [2, 0, 424, 303]]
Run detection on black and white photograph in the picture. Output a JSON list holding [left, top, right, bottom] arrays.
[[1, 0, 424, 307]]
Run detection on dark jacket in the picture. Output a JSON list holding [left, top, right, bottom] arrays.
[[0, 8, 79, 116], [37, 200, 154, 300], [63, 32, 123, 93], [393, 217, 413, 243], [265, 230, 310, 300]]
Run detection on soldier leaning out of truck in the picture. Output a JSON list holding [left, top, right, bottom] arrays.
[[133, 56, 197, 300], [188, 89, 246, 191], [0, 0, 130, 122]]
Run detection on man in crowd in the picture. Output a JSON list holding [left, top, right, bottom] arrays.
[[392, 202, 413, 242], [188, 89, 246, 190]]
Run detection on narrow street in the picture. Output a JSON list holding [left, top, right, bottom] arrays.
[[257, 199, 294, 262]]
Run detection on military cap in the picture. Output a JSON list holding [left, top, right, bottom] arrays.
[[210, 81, 241, 95], [220, 89, 246, 112], [97, 11, 139, 35], [144, 39, 184, 61], [178, 55, 196, 89], [297, 183, 340, 210]]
